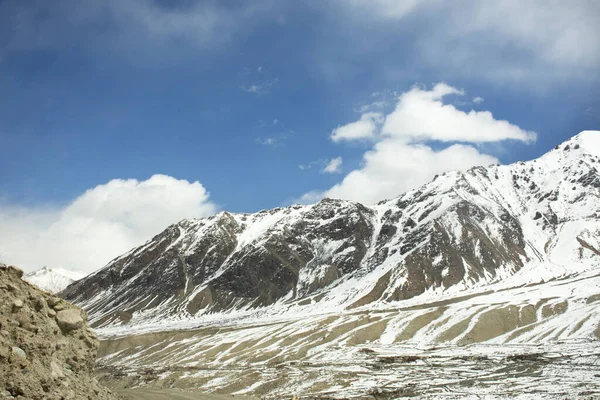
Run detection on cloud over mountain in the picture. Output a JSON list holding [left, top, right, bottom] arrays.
[[300, 83, 535, 204], [0, 175, 217, 273]]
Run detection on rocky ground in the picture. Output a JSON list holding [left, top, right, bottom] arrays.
[[118, 389, 256, 400], [97, 343, 600, 399], [0, 263, 120, 400]]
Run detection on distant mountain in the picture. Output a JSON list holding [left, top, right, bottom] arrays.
[[63, 131, 600, 331], [24, 266, 86, 294]]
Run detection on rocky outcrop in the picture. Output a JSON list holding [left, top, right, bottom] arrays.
[[0, 263, 119, 400]]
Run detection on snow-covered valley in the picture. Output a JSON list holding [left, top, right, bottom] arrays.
[[96, 263, 600, 399]]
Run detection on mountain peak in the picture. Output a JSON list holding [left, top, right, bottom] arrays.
[[24, 267, 86, 294], [556, 130, 600, 156]]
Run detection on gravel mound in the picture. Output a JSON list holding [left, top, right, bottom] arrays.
[[0, 263, 120, 400]]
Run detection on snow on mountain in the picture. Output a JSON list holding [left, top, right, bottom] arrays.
[[24, 266, 87, 294], [63, 131, 600, 338], [65, 131, 600, 399]]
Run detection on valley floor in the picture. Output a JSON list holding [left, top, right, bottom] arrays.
[[119, 388, 257, 400], [102, 340, 600, 399], [96, 264, 600, 399]]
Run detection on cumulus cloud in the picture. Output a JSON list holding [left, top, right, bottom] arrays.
[[473, 96, 484, 104], [324, 141, 497, 203], [381, 83, 537, 143], [298, 83, 535, 204], [322, 157, 343, 174], [331, 112, 383, 142], [0, 175, 217, 273]]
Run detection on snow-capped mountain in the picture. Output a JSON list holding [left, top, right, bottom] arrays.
[[63, 131, 600, 331], [24, 266, 86, 294]]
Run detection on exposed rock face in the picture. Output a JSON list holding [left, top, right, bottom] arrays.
[[0, 263, 119, 400], [55, 310, 84, 334], [63, 131, 600, 328]]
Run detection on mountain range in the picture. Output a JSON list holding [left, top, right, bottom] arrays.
[[61, 131, 600, 334], [52, 131, 600, 398]]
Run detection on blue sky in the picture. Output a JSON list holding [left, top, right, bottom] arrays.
[[1, 0, 599, 272]]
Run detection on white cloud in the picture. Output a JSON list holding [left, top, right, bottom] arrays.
[[381, 83, 536, 143], [323, 140, 497, 203], [0, 175, 217, 273], [298, 161, 318, 170], [345, 1, 600, 68], [107, 1, 237, 44], [299, 82, 535, 204], [345, 0, 425, 20], [460, 1, 600, 69], [256, 130, 293, 147], [331, 112, 384, 142], [293, 190, 327, 205], [0, 1, 277, 59], [299, 157, 343, 173], [240, 78, 279, 95], [357, 101, 388, 113], [473, 96, 484, 104], [332, 1, 600, 84], [257, 137, 277, 146], [322, 157, 343, 174], [354, 89, 398, 113], [241, 84, 261, 94]]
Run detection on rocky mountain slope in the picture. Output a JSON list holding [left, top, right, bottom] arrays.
[[0, 263, 119, 400], [24, 266, 86, 294], [63, 131, 600, 331]]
